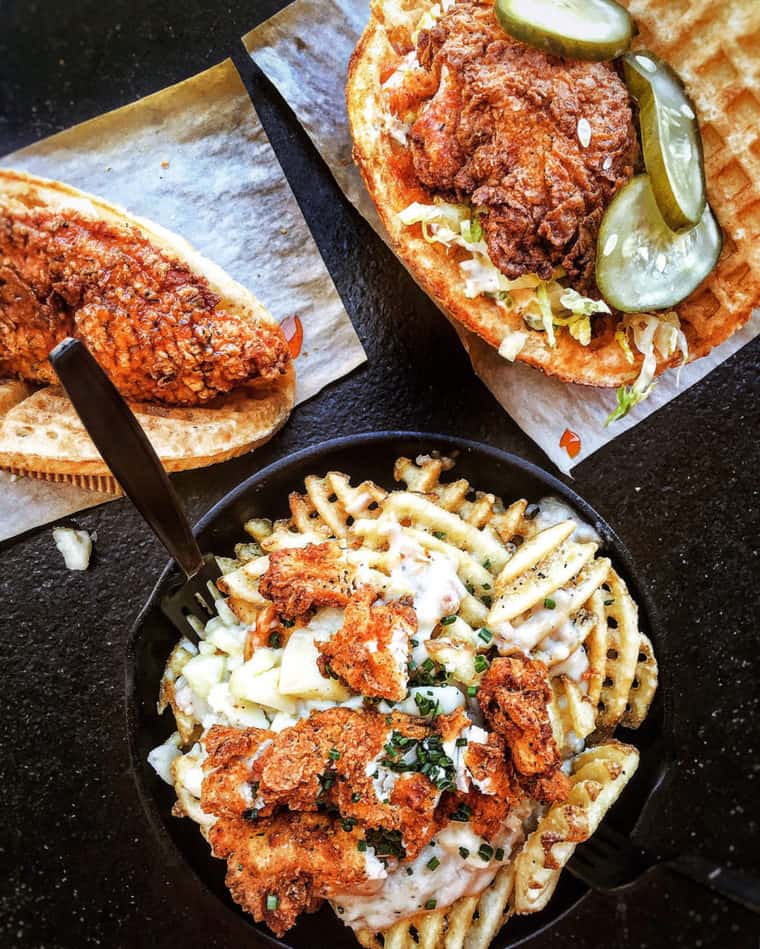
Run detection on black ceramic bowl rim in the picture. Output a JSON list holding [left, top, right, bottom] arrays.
[[125, 431, 673, 949]]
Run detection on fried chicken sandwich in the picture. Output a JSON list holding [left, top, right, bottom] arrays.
[[0, 170, 295, 488], [347, 0, 758, 414]]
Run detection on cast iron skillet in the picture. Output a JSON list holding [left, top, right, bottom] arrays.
[[125, 432, 672, 949]]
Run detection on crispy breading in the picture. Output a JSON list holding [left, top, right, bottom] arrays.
[[438, 786, 515, 843], [258, 542, 355, 619], [209, 811, 379, 937], [0, 205, 290, 405], [464, 732, 519, 804], [201, 725, 273, 820], [317, 586, 417, 701], [478, 655, 569, 803], [403, 0, 637, 290]]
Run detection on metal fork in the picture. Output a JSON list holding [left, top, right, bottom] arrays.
[[49, 337, 221, 641], [569, 821, 760, 914]]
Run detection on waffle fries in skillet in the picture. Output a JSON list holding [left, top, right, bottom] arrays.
[[150, 455, 657, 948]]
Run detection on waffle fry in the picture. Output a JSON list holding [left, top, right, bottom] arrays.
[[513, 741, 640, 914], [154, 455, 657, 948]]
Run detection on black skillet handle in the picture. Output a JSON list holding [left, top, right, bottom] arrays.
[[665, 855, 760, 915], [49, 337, 203, 578]]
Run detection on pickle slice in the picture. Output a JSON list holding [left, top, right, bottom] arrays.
[[624, 50, 706, 231], [494, 0, 633, 61], [596, 174, 721, 312]]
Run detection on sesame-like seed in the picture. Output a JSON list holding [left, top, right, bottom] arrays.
[[603, 234, 619, 257], [577, 118, 592, 148], [656, 253, 667, 272]]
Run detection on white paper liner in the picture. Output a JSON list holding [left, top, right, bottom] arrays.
[[0, 58, 366, 541], [243, 0, 759, 475]]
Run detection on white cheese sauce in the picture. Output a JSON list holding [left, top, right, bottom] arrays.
[[532, 496, 601, 545], [332, 806, 529, 932]]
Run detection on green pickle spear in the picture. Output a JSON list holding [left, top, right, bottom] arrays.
[[624, 50, 706, 231], [596, 174, 722, 313], [494, 0, 633, 61]]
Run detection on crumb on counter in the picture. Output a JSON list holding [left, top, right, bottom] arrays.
[[52, 527, 93, 571]]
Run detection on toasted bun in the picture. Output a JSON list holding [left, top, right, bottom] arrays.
[[348, 0, 759, 387], [0, 170, 295, 491]]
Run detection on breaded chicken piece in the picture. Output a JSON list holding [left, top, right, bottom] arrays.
[[478, 655, 570, 804], [316, 586, 417, 701], [397, 0, 637, 290], [201, 725, 274, 820], [0, 204, 290, 405], [258, 542, 355, 619], [209, 811, 381, 936], [438, 787, 515, 843], [464, 731, 518, 803]]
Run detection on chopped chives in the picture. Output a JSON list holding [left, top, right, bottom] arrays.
[[358, 840, 367, 852], [433, 530, 447, 540], [425, 899, 437, 910], [455, 737, 468, 747], [544, 597, 556, 610], [478, 843, 494, 861], [426, 857, 440, 871], [467, 685, 478, 697], [441, 615, 456, 625], [266, 894, 279, 911], [495, 848, 505, 861], [352, 792, 361, 803], [406, 867, 413, 876], [268, 631, 282, 648], [478, 628, 493, 644], [459, 846, 470, 859], [328, 748, 340, 760], [474, 655, 490, 674]]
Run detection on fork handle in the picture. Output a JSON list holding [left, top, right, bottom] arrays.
[[49, 337, 203, 578], [665, 855, 760, 915]]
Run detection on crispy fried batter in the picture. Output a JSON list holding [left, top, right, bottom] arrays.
[[398, 0, 637, 290], [201, 725, 273, 820], [464, 731, 518, 803], [209, 811, 379, 936], [316, 586, 417, 701], [0, 205, 290, 405], [258, 542, 355, 619], [478, 655, 569, 803]]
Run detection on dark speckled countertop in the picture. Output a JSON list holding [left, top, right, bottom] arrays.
[[1, 2, 758, 947]]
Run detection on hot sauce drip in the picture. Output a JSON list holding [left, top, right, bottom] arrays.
[[280, 314, 304, 359], [559, 429, 582, 459]]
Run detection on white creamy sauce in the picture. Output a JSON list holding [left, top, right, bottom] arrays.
[[551, 645, 589, 684], [148, 732, 182, 785], [532, 497, 601, 545], [393, 685, 465, 717], [380, 517, 467, 662], [333, 808, 528, 932], [495, 588, 577, 656]]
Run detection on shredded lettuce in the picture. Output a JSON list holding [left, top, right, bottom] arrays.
[[396, 200, 608, 355], [606, 312, 688, 424]]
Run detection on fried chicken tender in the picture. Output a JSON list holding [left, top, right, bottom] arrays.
[[258, 542, 355, 619], [397, 0, 637, 290], [209, 811, 381, 936], [0, 204, 290, 405], [316, 586, 417, 701], [201, 725, 274, 820], [478, 655, 570, 804]]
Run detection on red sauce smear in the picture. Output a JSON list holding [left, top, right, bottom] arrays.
[[559, 429, 582, 459], [280, 314, 304, 359]]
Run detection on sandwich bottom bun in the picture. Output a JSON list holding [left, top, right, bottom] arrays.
[[347, 0, 759, 387], [0, 366, 295, 494], [0, 169, 296, 493]]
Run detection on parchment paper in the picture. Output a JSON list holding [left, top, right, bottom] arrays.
[[0, 58, 365, 542], [243, 0, 759, 474]]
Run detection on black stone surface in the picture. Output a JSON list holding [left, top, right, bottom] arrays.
[[0, 2, 758, 948]]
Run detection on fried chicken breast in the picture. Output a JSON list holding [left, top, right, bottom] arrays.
[[0, 197, 290, 405], [316, 586, 417, 701], [396, 0, 637, 290], [478, 655, 570, 803], [258, 542, 356, 619], [209, 811, 381, 936]]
